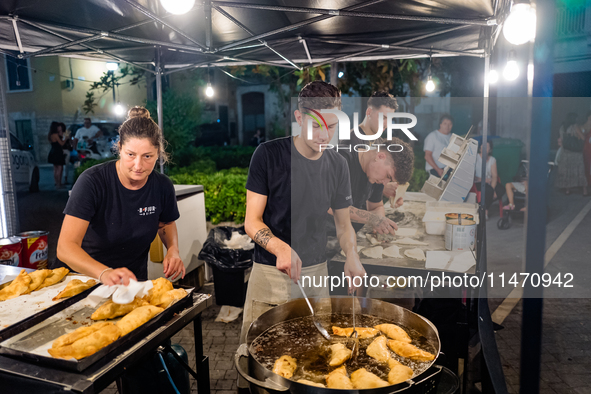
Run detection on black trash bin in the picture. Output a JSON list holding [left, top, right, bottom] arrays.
[[198, 226, 253, 307]]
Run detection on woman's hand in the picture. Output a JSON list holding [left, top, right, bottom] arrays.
[[101, 268, 137, 286], [163, 246, 185, 281]]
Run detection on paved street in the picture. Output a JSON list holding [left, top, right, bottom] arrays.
[[14, 165, 591, 394]]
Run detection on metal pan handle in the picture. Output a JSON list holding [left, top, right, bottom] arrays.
[[234, 344, 289, 393]]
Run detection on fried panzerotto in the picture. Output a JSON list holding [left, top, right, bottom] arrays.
[[329, 343, 352, 367], [366, 336, 391, 363], [387, 340, 435, 362], [375, 323, 411, 343], [0, 270, 32, 301], [297, 379, 325, 388], [146, 277, 174, 306], [91, 297, 148, 320], [272, 355, 297, 378], [51, 322, 112, 349], [332, 326, 379, 338], [388, 359, 414, 385], [116, 305, 164, 336], [53, 279, 97, 301], [154, 288, 187, 308], [326, 365, 354, 389], [37, 267, 69, 290], [350, 368, 389, 389], [49, 322, 121, 360], [23, 269, 50, 294]]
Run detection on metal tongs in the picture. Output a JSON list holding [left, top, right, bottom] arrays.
[[348, 294, 359, 361], [297, 280, 331, 341]]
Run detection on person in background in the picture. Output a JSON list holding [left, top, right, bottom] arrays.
[[474, 140, 504, 220], [250, 129, 264, 147], [556, 112, 588, 196], [47, 122, 67, 189], [424, 114, 453, 177], [59, 122, 73, 185], [73, 117, 101, 151], [504, 180, 528, 211], [580, 110, 591, 193], [351, 91, 406, 207]]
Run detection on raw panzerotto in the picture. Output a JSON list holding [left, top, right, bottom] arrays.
[[394, 237, 428, 246], [404, 248, 426, 261], [382, 245, 403, 258], [394, 228, 417, 237], [361, 246, 383, 259]]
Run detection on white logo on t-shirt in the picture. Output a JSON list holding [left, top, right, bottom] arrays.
[[138, 206, 156, 216]]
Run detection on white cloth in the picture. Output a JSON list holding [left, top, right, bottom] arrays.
[[474, 155, 496, 181], [86, 279, 153, 307], [75, 125, 100, 148], [512, 181, 526, 194], [424, 130, 452, 171]]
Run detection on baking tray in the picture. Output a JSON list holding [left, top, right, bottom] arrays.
[[0, 275, 100, 341], [0, 284, 194, 372]]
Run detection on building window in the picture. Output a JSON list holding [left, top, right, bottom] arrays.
[[5, 57, 33, 92]]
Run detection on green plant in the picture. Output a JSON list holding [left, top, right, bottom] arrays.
[[82, 66, 145, 114], [170, 169, 247, 224], [408, 168, 429, 192], [73, 158, 114, 182], [145, 91, 204, 166]]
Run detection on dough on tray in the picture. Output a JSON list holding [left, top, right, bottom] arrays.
[[404, 248, 426, 261], [361, 246, 383, 259], [394, 237, 428, 246], [382, 245, 402, 258]]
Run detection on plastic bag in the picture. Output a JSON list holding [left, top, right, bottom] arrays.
[[198, 226, 253, 272]]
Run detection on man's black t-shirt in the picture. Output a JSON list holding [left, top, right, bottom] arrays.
[[61, 161, 180, 280], [246, 136, 352, 267]]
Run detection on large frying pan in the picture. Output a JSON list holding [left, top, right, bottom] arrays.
[[235, 297, 442, 394]]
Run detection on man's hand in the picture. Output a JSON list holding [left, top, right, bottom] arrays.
[[436, 167, 444, 177], [368, 214, 398, 235], [382, 182, 398, 198], [344, 253, 366, 295], [276, 246, 302, 283], [163, 246, 185, 281], [394, 197, 404, 208]]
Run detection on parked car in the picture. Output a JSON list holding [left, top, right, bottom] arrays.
[[10, 133, 39, 192]]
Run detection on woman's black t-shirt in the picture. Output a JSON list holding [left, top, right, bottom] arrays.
[[62, 160, 180, 280]]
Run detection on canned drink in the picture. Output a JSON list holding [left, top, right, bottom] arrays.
[[0, 237, 23, 266], [445, 219, 476, 251], [18, 231, 49, 269]]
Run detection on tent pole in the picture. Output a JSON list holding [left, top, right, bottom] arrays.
[[156, 47, 164, 174], [215, 0, 387, 52], [10, 18, 24, 54], [521, 0, 555, 391], [0, 55, 19, 238], [330, 62, 337, 85]]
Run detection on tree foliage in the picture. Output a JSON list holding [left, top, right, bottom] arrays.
[[82, 65, 145, 114]]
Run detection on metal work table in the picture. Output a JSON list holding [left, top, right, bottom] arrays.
[[0, 293, 213, 394]]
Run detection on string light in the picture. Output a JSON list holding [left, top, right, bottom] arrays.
[[503, 2, 536, 45], [160, 0, 196, 15], [503, 50, 520, 81]]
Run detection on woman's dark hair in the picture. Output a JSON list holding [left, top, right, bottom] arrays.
[[478, 139, 493, 153], [439, 114, 454, 126], [117, 106, 168, 163], [48, 121, 60, 141]]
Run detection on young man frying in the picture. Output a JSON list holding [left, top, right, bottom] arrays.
[[241, 81, 365, 345]]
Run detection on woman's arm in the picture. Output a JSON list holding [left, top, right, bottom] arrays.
[[57, 215, 136, 285], [491, 160, 498, 195], [51, 134, 66, 146], [158, 221, 185, 280]]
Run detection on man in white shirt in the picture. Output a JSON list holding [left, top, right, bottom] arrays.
[[74, 118, 101, 150], [424, 114, 453, 177]]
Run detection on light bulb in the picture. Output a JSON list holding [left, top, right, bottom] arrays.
[[425, 77, 435, 92], [503, 60, 519, 81], [488, 69, 499, 84], [205, 83, 214, 98], [503, 3, 536, 45], [338, 71, 344, 78], [160, 0, 196, 15], [106, 62, 119, 71], [114, 103, 125, 116]]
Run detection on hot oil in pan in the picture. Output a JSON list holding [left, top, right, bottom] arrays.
[[250, 314, 436, 384]]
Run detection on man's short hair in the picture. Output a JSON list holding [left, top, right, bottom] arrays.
[[373, 137, 414, 184], [367, 91, 399, 111], [439, 114, 453, 125], [298, 81, 341, 111], [84, 117, 91, 122]]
